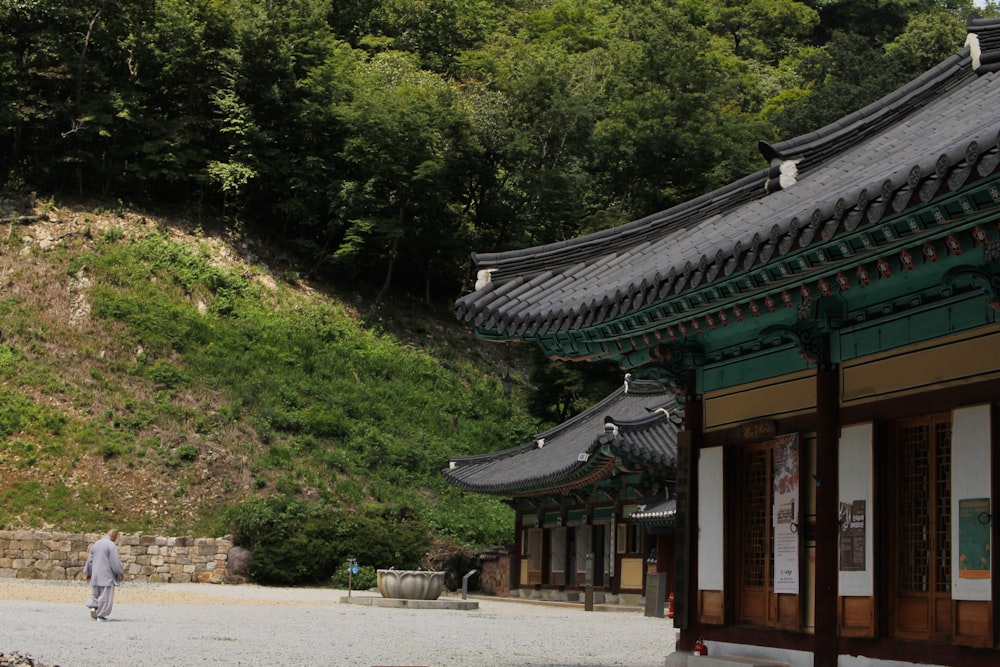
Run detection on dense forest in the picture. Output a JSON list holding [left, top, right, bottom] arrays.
[[2, 0, 993, 303], [1, 0, 996, 585]]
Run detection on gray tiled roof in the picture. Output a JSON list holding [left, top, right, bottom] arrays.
[[630, 496, 676, 527], [444, 379, 678, 495], [456, 17, 1000, 338]]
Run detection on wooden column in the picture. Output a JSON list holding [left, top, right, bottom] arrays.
[[512, 512, 524, 591], [676, 377, 704, 651], [993, 402, 1000, 648], [658, 533, 675, 586], [814, 346, 840, 667]]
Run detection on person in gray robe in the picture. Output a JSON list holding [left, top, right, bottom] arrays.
[[84, 529, 124, 620]]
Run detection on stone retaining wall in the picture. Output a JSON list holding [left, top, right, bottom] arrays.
[[0, 530, 242, 584]]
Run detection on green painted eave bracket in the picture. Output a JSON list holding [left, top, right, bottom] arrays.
[[521, 175, 1000, 370]]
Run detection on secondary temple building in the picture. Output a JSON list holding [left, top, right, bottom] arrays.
[[451, 15, 1000, 667], [445, 378, 679, 606]]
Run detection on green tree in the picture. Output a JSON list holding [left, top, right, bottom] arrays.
[[118, 0, 233, 199], [332, 51, 469, 301], [528, 351, 621, 422], [213, 0, 347, 226], [0, 0, 66, 187], [883, 8, 967, 77], [590, 1, 772, 218], [811, 0, 964, 42], [362, 0, 504, 74], [763, 7, 966, 139], [455, 1, 616, 250], [700, 0, 819, 64], [0, 2, 119, 192]]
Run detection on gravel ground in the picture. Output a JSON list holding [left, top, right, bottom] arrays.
[[0, 579, 676, 666]]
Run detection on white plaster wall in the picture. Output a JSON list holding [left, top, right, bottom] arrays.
[[838, 423, 874, 597], [698, 445, 725, 591], [951, 403, 992, 601]]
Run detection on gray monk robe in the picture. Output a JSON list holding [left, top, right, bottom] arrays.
[[84, 533, 124, 619]]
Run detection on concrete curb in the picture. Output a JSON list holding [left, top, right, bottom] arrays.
[[340, 595, 478, 610], [462, 593, 645, 613]]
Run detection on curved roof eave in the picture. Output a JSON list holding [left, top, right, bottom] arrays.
[[443, 449, 614, 496], [456, 21, 1000, 339], [464, 48, 973, 286], [442, 379, 679, 496]]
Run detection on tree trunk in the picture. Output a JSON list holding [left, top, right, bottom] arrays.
[[376, 205, 405, 304]]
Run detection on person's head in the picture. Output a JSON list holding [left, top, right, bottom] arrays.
[[107, 529, 119, 542]]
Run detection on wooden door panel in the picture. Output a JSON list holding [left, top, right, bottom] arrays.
[[839, 596, 875, 637], [526, 528, 543, 586], [954, 600, 993, 647], [741, 587, 767, 626], [895, 593, 929, 638], [933, 595, 953, 641], [699, 589, 725, 625], [775, 592, 801, 630]]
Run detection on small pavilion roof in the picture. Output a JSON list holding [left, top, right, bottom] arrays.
[[455, 17, 1000, 340], [444, 379, 679, 496], [629, 496, 677, 529]]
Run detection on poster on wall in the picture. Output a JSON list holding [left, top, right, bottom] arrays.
[[959, 497, 991, 580], [839, 500, 866, 571], [773, 433, 800, 594]]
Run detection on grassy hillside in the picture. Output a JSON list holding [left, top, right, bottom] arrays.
[[0, 197, 541, 563]]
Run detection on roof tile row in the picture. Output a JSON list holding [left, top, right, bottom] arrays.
[[456, 19, 1000, 341], [444, 380, 678, 495]]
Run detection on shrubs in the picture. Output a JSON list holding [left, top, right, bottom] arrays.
[[330, 563, 377, 591], [226, 495, 433, 586], [225, 496, 334, 585]]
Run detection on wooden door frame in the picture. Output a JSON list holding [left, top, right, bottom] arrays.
[[886, 413, 953, 642], [734, 438, 803, 630]]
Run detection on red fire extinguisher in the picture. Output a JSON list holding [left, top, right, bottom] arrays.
[[667, 591, 674, 619], [693, 637, 708, 656]]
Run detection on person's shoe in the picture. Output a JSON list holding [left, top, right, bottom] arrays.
[[98, 616, 108, 621], [90, 609, 97, 620]]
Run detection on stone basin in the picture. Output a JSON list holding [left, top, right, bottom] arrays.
[[376, 569, 445, 600]]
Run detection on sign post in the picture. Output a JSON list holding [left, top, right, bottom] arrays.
[[347, 558, 358, 597]]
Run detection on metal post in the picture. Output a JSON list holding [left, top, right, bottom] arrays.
[[347, 558, 357, 597], [462, 569, 478, 600]]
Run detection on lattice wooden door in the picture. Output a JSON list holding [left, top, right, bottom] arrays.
[[737, 440, 801, 629], [739, 443, 772, 626], [892, 414, 952, 641]]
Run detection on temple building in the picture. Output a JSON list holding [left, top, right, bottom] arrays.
[[444, 378, 679, 606], [451, 16, 1000, 667]]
